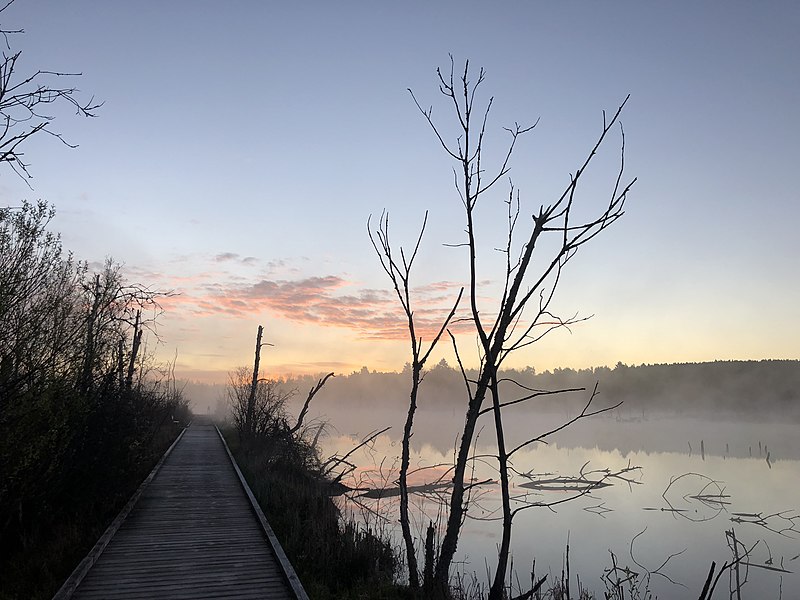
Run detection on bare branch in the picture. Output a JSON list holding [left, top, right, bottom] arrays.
[[289, 371, 334, 435], [507, 383, 622, 457]]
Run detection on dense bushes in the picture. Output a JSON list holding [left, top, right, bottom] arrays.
[[0, 202, 189, 600]]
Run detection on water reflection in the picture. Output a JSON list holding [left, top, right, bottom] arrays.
[[320, 417, 799, 598], [649, 471, 731, 522]]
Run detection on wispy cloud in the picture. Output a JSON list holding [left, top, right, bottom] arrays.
[[162, 273, 469, 341], [214, 252, 258, 266]]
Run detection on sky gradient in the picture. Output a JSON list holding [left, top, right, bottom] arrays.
[[2, 1, 798, 381]]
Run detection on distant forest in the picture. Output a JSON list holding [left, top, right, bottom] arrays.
[[191, 359, 800, 422]]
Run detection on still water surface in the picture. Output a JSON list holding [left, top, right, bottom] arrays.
[[321, 414, 799, 598]]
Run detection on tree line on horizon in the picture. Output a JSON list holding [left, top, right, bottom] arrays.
[[267, 358, 798, 419]]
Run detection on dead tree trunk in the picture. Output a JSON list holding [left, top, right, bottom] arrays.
[[80, 274, 102, 394], [489, 371, 513, 599], [117, 339, 125, 388], [247, 325, 264, 439], [125, 310, 142, 389]]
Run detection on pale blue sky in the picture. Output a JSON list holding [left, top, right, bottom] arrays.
[[2, 1, 798, 379]]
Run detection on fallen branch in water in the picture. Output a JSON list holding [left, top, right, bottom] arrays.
[[322, 426, 391, 485]]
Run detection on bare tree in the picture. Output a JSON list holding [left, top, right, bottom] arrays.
[[0, 201, 83, 396], [231, 324, 333, 442], [0, 207, 167, 399], [0, 9, 194, 595], [368, 210, 463, 590], [79, 259, 168, 394], [0, 0, 100, 184], [0, 2, 104, 391], [375, 57, 635, 598], [289, 371, 335, 435], [229, 366, 293, 440]]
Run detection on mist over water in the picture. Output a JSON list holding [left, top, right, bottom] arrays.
[[189, 361, 800, 596], [319, 416, 799, 598], [297, 363, 799, 597]]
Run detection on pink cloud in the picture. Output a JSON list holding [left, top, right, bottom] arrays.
[[163, 273, 472, 341]]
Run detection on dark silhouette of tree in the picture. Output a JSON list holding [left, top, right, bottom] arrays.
[[0, 0, 100, 184], [373, 56, 635, 598], [230, 325, 333, 443], [368, 211, 463, 589]]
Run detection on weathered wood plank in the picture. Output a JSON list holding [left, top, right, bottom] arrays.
[[54, 422, 304, 599], [216, 427, 310, 600]]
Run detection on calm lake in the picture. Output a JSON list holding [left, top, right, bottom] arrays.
[[319, 410, 800, 598]]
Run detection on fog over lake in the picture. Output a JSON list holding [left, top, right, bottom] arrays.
[[190, 361, 800, 597], [321, 413, 798, 598]]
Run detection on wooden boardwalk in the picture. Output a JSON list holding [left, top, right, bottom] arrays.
[[56, 422, 306, 600]]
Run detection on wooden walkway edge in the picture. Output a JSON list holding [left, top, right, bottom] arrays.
[[53, 422, 308, 600], [52, 428, 188, 600], [215, 426, 309, 600]]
